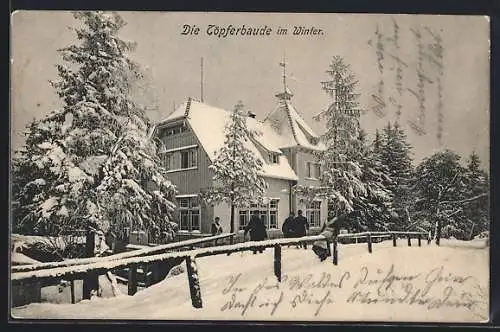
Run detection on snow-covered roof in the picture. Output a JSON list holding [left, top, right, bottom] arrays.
[[157, 99, 299, 182], [264, 100, 326, 151]]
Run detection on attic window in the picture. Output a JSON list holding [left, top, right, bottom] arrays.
[[160, 123, 188, 137], [269, 153, 280, 164]]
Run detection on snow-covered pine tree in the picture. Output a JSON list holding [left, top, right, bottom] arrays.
[[353, 129, 394, 231], [12, 12, 177, 254], [200, 101, 268, 243], [380, 121, 414, 229], [412, 149, 469, 243], [373, 129, 384, 155], [462, 151, 489, 239], [296, 56, 367, 226]]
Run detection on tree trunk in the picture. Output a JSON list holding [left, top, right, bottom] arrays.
[[230, 203, 235, 245]]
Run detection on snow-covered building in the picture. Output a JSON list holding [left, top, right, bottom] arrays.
[[154, 82, 327, 238]]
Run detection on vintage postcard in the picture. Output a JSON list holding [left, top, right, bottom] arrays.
[[10, 11, 490, 322]]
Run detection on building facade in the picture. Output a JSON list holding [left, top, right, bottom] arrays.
[[154, 84, 328, 239]]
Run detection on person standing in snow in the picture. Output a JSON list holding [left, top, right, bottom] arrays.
[[282, 212, 296, 238], [211, 217, 223, 245], [244, 210, 268, 254], [293, 209, 310, 249], [211, 217, 223, 236], [312, 213, 346, 261]]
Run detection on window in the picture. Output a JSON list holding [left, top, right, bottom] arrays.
[[314, 164, 321, 179], [306, 162, 321, 179], [268, 153, 279, 164], [178, 197, 201, 232], [238, 199, 279, 230], [163, 147, 198, 171], [306, 201, 321, 227], [239, 210, 249, 231], [270, 210, 277, 229], [189, 149, 198, 167], [161, 124, 188, 137], [181, 151, 189, 169], [163, 153, 173, 171]]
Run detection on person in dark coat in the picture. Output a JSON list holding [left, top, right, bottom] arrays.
[[293, 210, 310, 249], [244, 210, 268, 254], [312, 213, 346, 261], [211, 217, 223, 245], [211, 217, 223, 236], [282, 212, 296, 238]]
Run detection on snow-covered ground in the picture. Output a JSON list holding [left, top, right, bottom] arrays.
[[12, 239, 489, 322]]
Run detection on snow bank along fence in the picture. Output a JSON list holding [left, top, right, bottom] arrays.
[[11, 233, 235, 305], [12, 231, 429, 309]]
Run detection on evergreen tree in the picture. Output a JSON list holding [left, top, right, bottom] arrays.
[[463, 151, 489, 238], [12, 12, 177, 249], [373, 129, 383, 155], [200, 101, 268, 243], [297, 56, 368, 227], [412, 150, 469, 243], [379, 121, 414, 229], [353, 129, 394, 231]]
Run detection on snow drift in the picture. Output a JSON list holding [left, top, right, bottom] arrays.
[[11, 239, 489, 322]]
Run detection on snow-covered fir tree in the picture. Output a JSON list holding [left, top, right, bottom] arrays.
[[462, 151, 489, 238], [297, 56, 373, 227], [200, 101, 268, 241], [353, 129, 394, 231], [12, 12, 177, 250], [379, 121, 414, 229], [412, 149, 470, 242]]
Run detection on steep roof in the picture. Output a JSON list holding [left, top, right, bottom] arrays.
[[264, 100, 326, 151], [157, 99, 299, 181]]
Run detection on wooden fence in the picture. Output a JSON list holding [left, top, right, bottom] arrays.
[[11, 233, 235, 304], [11, 231, 428, 309]]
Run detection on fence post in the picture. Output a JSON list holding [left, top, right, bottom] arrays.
[[70, 280, 76, 304], [82, 227, 97, 300], [186, 256, 203, 308], [392, 233, 397, 247], [418, 234, 422, 247], [128, 263, 138, 296], [274, 244, 282, 282], [367, 233, 373, 253], [407, 235, 411, 247], [332, 239, 338, 265]]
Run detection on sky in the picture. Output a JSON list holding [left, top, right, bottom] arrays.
[[11, 11, 490, 167]]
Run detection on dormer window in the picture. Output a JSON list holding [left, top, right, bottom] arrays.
[[268, 153, 280, 164]]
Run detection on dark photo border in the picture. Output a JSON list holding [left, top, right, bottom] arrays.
[[6, 1, 499, 331]]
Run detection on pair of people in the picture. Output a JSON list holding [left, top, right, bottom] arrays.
[[282, 210, 310, 249]]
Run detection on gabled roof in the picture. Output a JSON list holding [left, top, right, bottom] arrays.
[[264, 100, 326, 151], [156, 99, 299, 181]]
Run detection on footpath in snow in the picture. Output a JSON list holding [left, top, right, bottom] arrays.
[[12, 239, 489, 322]]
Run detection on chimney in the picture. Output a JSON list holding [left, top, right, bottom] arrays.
[[247, 111, 257, 119]]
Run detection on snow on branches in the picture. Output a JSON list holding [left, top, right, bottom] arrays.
[[12, 12, 177, 243], [200, 100, 268, 208]]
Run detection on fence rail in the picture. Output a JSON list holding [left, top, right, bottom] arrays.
[[11, 230, 429, 309], [11, 233, 235, 273]]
